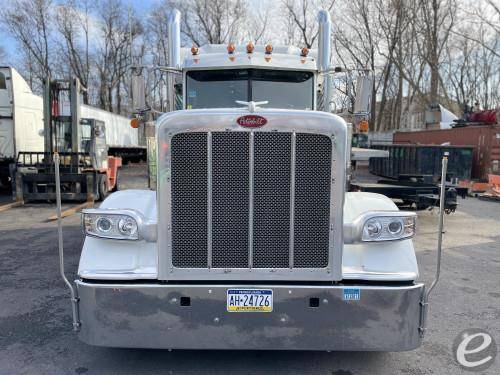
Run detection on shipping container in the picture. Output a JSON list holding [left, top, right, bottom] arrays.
[[369, 144, 473, 181], [393, 125, 500, 181]]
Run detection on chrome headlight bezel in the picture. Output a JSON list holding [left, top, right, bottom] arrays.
[[82, 209, 157, 242], [344, 211, 417, 243]]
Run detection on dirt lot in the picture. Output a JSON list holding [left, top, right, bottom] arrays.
[[0, 163, 499, 374]]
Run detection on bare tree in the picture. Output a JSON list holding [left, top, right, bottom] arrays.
[[282, 0, 335, 48], [55, 0, 92, 103], [0, 46, 6, 61], [171, 0, 247, 46], [1, 0, 53, 89], [94, 0, 141, 113]]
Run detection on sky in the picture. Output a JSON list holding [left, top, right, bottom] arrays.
[[0, 0, 158, 64]]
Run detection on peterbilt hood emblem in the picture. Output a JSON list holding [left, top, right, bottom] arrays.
[[237, 115, 267, 128]]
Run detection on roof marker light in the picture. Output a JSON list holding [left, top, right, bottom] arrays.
[[265, 44, 273, 54], [227, 43, 236, 54], [301, 47, 309, 57], [191, 45, 199, 55], [246, 42, 254, 54]]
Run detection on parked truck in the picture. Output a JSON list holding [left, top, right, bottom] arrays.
[[0, 66, 146, 191], [59, 10, 446, 351]]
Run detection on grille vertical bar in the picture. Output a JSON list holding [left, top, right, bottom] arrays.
[[248, 132, 254, 268], [207, 132, 213, 268], [171, 133, 208, 268], [293, 134, 332, 268], [289, 132, 296, 269], [212, 132, 250, 268], [252, 132, 292, 268]]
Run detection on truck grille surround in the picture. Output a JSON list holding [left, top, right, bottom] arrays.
[[171, 131, 332, 270]]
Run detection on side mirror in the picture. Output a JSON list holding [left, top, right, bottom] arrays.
[[131, 67, 146, 112]]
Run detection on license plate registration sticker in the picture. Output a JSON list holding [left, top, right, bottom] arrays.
[[226, 289, 273, 312]]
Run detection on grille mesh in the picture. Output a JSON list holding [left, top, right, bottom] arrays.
[[212, 132, 250, 268], [253, 133, 291, 268], [170, 131, 332, 270], [171, 133, 208, 268], [293, 134, 332, 268]]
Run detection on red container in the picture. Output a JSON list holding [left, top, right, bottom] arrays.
[[393, 125, 500, 181]]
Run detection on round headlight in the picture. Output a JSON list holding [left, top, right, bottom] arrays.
[[388, 220, 403, 235], [364, 219, 382, 238], [118, 217, 138, 236], [96, 217, 113, 232]]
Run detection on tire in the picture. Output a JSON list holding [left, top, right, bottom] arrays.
[[98, 174, 109, 201], [112, 169, 121, 192]]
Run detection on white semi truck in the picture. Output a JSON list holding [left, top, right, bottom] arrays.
[[58, 10, 446, 351], [0, 66, 146, 190]]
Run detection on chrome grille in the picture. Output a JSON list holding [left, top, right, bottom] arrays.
[[170, 131, 332, 269], [212, 132, 250, 268]]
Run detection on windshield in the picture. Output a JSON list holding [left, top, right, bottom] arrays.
[[186, 69, 314, 110]]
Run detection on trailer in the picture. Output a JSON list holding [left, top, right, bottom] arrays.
[[0, 67, 145, 191], [80, 105, 146, 162], [56, 9, 448, 352], [0, 67, 44, 189]]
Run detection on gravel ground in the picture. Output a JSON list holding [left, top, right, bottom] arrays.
[[0, 163, 499, 375]]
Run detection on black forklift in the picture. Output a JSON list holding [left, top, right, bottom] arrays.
[[14, 78, 121, 202]]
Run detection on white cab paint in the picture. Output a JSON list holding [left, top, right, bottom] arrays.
[[78, 190, 419, 281]]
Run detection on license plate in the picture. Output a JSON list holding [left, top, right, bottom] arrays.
[[226, 289, 273, 312]]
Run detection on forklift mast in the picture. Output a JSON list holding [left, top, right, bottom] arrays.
[[43, 78, 82, 157]]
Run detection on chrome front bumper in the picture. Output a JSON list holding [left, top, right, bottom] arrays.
[[75, 281, 424, 351]]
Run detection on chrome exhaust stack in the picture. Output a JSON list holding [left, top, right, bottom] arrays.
[[317, 10, 332, 112], [167, 9, 181, 111]]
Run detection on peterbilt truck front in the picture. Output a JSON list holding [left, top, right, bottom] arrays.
[[53, 9, 445, 351]]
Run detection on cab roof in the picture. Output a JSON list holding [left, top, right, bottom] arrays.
[[181, 44, 318, 72]]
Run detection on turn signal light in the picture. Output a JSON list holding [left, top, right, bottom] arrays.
[[246, 42, 254, 54]]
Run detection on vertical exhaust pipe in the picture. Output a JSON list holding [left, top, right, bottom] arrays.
[[317, 10, 332, 112], [167, 9, 181, 111], [419, 152, 448, 337], [54, 153, 80, 331]]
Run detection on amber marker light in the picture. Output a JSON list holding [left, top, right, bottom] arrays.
[[246, 42, 254, 54], [300, 47, 309, 57], [227, 43, 236, 54], [265, 44, 273, 54], [130, 118, 140, 129], [191, 45, 199, 55]]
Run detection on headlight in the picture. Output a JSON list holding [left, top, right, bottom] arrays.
[[344, 211, 416, 243], [83, 212, 139, 240], [82, 208, 157, 242], [361, 215, 416, 242]]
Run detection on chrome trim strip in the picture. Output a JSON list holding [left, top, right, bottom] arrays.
[[289, 132, 296, 269], [248, 131, 254, 268], [207, 132, 213, 268]]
